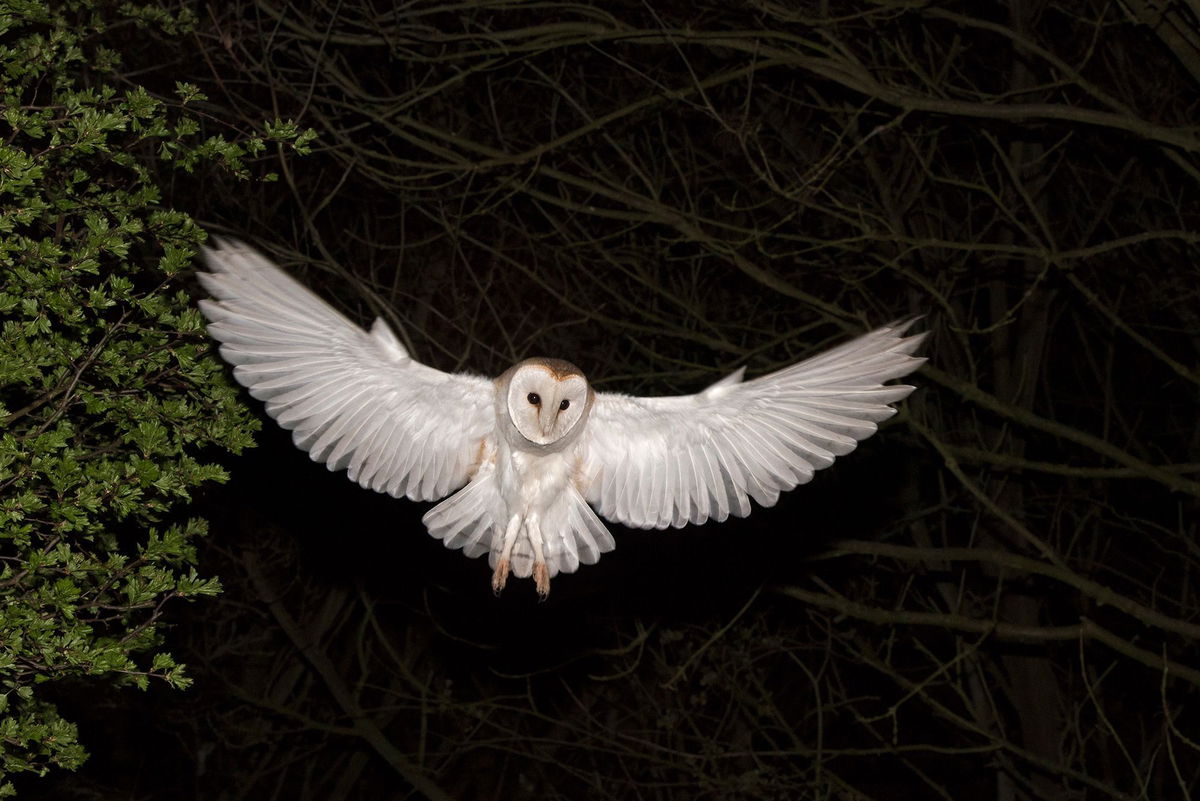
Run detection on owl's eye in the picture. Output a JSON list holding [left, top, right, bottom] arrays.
[[559, 399, 570, 411], [527, 392, 541, 406]]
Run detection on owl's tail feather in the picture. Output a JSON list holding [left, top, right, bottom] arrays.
[[422, 475, 616, 583], [493, 489, 616, 579], [532, 488, 616, 578], [422, 473, 502, 560], [562, 488, 617, 569]]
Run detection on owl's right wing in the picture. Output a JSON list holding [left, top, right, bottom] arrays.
[[198, 238, 495, 502]]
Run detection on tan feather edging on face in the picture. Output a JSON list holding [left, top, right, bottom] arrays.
[[523, 357, 585, 382]]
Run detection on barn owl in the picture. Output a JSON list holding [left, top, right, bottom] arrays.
[[197, 239, 927, 597]]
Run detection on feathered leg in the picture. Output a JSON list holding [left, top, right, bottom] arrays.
[[525, 513, 550, 598], [492, 514, 521, 595]]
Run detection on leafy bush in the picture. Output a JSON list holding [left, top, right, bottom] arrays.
[[0, 1, 311, 791]]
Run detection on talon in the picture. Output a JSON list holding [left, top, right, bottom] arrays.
[[533, 562, 550, 599], [492, 558, 510, 596]]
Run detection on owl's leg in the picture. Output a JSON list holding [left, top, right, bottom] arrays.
[[525, 514, 550, 598], [492, 514, 521, 595]]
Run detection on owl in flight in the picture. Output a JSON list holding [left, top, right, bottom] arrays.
[[198, 239, 926, 597]]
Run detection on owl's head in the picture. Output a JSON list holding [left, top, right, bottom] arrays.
[[502, 358, 592, 448]]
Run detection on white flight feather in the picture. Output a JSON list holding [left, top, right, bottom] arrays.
[[580, 320, 927, 530], [198, 238, 495, 504]]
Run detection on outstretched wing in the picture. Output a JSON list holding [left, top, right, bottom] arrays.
[[198, 238, 495, 502], [580, 321, 927, 529]]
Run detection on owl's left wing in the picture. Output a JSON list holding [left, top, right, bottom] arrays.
[[198, 238, 495, 502], [579, 322, 926, 529]]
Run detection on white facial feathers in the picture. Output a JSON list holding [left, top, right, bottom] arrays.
[[502, 359, 591, 448]]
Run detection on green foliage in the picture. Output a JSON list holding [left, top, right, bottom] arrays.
[[0, 0, 312, 791]]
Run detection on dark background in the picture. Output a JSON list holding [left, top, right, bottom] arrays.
[[28, 1, 1200, 799]]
